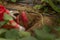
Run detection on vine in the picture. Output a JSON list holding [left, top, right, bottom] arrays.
[[47, 0, 60, 13]]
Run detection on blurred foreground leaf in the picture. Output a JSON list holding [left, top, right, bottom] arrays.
[[11, 0, 17, 2]]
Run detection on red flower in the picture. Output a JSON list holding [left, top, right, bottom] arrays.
[[0, 5, 9, 21], [0, 5, 6, 13], [21, 11, 28, 28], [5, 9, 10, 14], [0, 5, 6, 21]]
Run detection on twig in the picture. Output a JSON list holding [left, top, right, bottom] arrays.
[[27, 13, 44, 31]]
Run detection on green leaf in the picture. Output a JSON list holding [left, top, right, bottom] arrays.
[[4, 13, 13, 21], [41, 0, 48, 3], [55, 27, 60, 32], [55, 38, 60, 40], [0, 38, 7, 40], [19, 31, 31, 38], [0, 29, 7, 38], [0, 21, 9, 27], [18, 37, 37, 40], [0, 39, 16, 40], [47, 0, 60, 13], [34, 29, 56, 40], [5, 29, 32, 39], [33, 5, 43, 10], [5, 29, 20, 39], [0, 29, 7, 35], [44, 7, 48, 12], [42, 25, 51, 33], [11, 0, 17, 2]]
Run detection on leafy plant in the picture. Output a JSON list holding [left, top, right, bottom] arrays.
[[34, 29, 56, 40], [5, 29, 20, 39], [0, 25, 60, 40], [33, 5, 43, 10], [32, 25, 60, 40], [18, 37, 37, 40], [0, 29, 37, 40]]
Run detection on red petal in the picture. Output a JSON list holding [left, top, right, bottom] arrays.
[[0, 5, 6, 21], [0, 5, 6, 14], [5, 9, 10, 14], [21, 11, 28, 28], [21, 11, 28, 22], [0, 13, 4, 21]]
